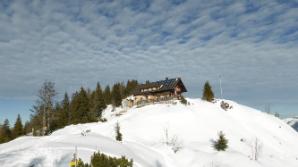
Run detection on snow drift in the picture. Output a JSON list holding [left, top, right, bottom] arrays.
[[0, 98, 298, 167]]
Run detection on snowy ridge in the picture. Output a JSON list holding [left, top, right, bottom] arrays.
[[284, 117, 298, 132], [0, 98, 298, 167]]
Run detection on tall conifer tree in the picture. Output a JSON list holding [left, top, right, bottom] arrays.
[[72, 87, 95, 123], [61, 93, 70, 125], [103, 86, 111, 104], [91, 83, 106, 119], [202, 81, 215, 102], [0, 119, 12, 143], [111, 83, 122, 107], [13, 114, 23, 138]]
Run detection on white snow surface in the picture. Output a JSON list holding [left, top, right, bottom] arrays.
[[1, 98, 298, 167]]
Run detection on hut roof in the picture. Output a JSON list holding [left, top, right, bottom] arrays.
[[132, 77, 187, 95]]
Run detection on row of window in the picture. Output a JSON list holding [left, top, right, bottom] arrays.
[[141, 87, 157, 92], [140, 85, 164, 93]]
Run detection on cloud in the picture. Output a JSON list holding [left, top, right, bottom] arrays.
[[0, 0, 297, 107]]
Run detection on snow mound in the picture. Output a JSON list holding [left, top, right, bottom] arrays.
[[1, 98, 298, 167]]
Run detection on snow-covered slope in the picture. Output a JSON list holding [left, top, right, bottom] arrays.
[[1, 99, 298, 167], [284, 117, 298, 132]]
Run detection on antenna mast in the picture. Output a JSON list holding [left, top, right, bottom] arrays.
[[219, 75, 223, 99]]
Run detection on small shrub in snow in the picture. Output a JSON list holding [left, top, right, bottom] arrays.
[[220, 101, 232, 111], [115, 122, 122, 141], [100, 118, 107, 122], [213, 131, 228, 151], [163, 128, 183, 153], [274, 112, 280, 118], [180, 96, 187, 105]]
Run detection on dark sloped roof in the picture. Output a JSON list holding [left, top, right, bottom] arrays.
[[133, 77, 187, 95]]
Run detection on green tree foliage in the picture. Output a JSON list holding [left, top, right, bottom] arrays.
[[20, 79, 139, 136], [55, 93, 71, 128], [111, 83, 122, 107], [90, 152, 133, 167], [180, 96, 187, 105], [13, 114, 24, 138], [49, 102, 62, 132], [103, 86, 112, 105], [75, 159, 89, 167], [115, 122, 122, 141], [0, 119, 12, 143], [71, 88, 96, 124], [30, 103, 44, 135], [213, 131, 228, 151], [202, 81, 214, 102], [91, 83, 106, 119], [23, 121, 32, 135], [76, 151, 133, 167], [124, 80, 138, 97]]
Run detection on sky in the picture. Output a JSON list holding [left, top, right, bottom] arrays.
[[0, 0, 298, 123]]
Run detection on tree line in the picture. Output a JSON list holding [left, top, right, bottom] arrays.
[[0, 114, 25, 143], [1, 79, 215, 144], [0, 80, 138, 143]]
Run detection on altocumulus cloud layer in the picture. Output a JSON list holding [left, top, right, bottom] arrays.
[[0, 0, 298, 109]]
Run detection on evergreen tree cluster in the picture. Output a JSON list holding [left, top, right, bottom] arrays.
[[30, 80, 138, 136], [0, 114, 28, 144], [0, 80, 138, 143], [75, 151, 133, 167]]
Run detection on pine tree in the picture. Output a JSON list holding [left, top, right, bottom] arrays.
[[0, 119, 12, 143], [70, 91, 78, 123], [124, 80, 138, 97], [91, 83, 106, 119], [61, 93, 70, 126], [115, 122, 122, 141], [49, 102, 62, 131], [23, 121, 32, 135], [71, 88, 95, 124], [13, 114, 24, 138], [111, 83, 122, 107], [213, 131, 228, 151], [202, 81, 214, 102], [103, 85, 112, 104]]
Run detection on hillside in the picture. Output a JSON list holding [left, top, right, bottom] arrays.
[[284, 117, 298, 132], [0, 98, 298, 167]]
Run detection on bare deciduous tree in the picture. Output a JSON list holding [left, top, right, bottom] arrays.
[[251, 137, 262, 160], [163, 128, 183, 153], [32, 81, 56, 135]]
